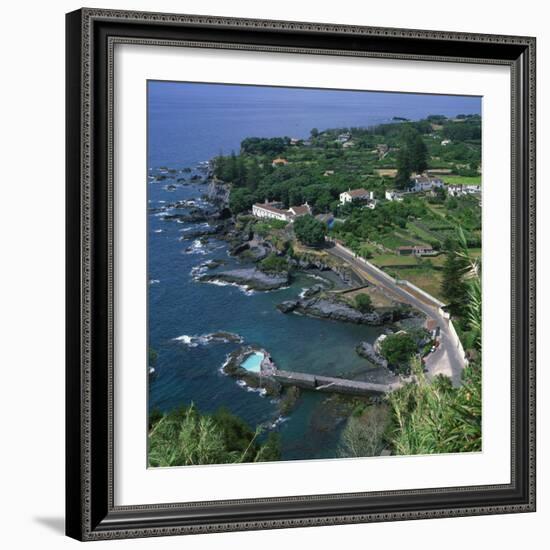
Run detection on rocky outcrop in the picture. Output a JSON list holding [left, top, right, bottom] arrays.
[[205, 178, 231, 206], [277, 295, 416, 325], [222, 346, 282, 396], [199, 268, 289, 291], [180, 223, 228, 240], [356, 342, 388, 368], [290, 256, 356, 286]]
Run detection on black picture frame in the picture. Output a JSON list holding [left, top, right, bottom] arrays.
[[66, 8, 536, 541]]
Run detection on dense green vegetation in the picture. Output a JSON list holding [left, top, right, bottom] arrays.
[[215, 114, 481, 215], [354, 293, 373, 313], [380, 332, 418, 370], [148, 405, 280, 467], [293, 215, 327, 247], [387, 360, 481, 454], [258, 253, 289, 274]]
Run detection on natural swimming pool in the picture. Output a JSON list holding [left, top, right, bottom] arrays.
[[241, 352, 264, 373]]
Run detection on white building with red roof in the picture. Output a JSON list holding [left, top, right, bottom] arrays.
[[252, 200, 311, 222]]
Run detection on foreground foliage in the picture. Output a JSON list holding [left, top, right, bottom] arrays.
[[148, 405, 280, 467], [339, 404, 390, 458], [387, 360, 481, 455]]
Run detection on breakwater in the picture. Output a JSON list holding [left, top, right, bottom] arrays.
[[273, 369, 400, 397]]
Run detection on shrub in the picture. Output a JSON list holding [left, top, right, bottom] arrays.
[[148, 404, 281, 467], [339, 404, 390, 458], [258, 253, 288, 274], [380, 332, 417, 370], [354, 293, 373, 313]]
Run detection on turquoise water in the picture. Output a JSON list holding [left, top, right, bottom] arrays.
[[241, 352, 264, 373]]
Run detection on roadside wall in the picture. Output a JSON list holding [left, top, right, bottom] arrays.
[[442, 312, 470, 367]]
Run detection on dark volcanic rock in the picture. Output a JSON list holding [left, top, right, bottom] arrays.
[[302, 284, 324, 298], [199, 268, 289, 291], [205, 179, 231, 206], [277, 295, 417, 326], [229, 242, 250, 256], [356, 342, 388, 367], [277, 301, 299, 313], [163, 212, 210, 223], [180, 224, 227, 240]]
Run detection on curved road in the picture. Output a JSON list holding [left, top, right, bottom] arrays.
[[327, 243, 465, 386]]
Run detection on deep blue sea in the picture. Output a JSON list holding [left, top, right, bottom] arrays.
[[147, 82, 481, 460]]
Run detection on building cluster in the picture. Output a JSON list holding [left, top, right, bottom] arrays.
[[409, 174, 444, 193], [447, 184, 481, 197], [252, 200, 312, 223], [385, 173, 480, 202]]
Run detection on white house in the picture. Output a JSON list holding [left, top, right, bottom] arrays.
[[252, 200, 311, 222], [385, 190, 405, 202], [410, 175, 444, 192], [339, 188, 374, 205], [396, 244, 436, 257], [441, 139, 452, 146]]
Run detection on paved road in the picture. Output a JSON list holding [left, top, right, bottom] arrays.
[[327, 244, 465, 386]]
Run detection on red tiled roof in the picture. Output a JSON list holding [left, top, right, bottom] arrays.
[[289, 205, 310, 215], [346, 188, 370, 198], [253, 203, 288, 216]]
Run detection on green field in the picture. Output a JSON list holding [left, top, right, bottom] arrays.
[[384, 266, 445, 301], [442, 175, 482, 185]]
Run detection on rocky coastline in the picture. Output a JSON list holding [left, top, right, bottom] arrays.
[[199, 267, 290, 291], [277, 292, 418, 326]]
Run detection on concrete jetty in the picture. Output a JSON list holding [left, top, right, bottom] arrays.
[[272, 369, 400, 397]]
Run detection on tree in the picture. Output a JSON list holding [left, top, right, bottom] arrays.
[[245, 159, 261, 191], [441, 236, 470, 317], [258, 254, 289, 274], [229, 188, 254, 214], [395, 127, 428, 188], [380, 332, 417, 369], [339, 404, 389, 458], [410, 134, 428, 173], [354, 293, 373, 313], [293, 215, 327, 247], [395, 147, 412, 189]]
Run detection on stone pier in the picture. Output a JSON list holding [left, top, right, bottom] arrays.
[[272, 369, 400, 397]]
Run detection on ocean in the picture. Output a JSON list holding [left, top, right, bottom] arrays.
[[147, 81, 481, 461]]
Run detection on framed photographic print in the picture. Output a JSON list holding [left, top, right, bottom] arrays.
[[66, 8, 536, 541]]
